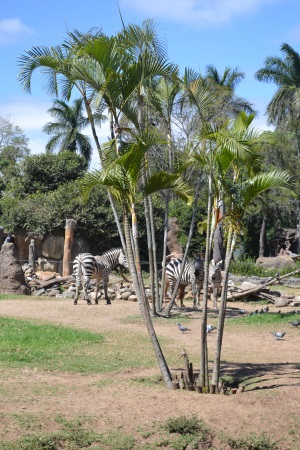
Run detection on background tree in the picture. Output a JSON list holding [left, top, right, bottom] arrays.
[[43, 98, 94, 165], [0, 115, 30, 192]]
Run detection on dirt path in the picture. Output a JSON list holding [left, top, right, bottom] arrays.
[[0, 298, 299, 449]]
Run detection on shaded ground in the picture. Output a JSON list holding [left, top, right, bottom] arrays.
[[0, 294, 300, 449]]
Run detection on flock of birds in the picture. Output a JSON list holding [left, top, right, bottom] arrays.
[[177, 307, 300, 339]]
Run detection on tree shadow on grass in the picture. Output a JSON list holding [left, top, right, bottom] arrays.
[[219, 360, 300, 391]]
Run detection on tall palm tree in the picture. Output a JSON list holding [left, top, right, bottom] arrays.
[[81, 131, 193, 389], [17, 29, 127, 251], [205, 65, 255, 124], [43, 98, 93, 164], [255, 43, 300, 131], [202, 113, 295, 392]]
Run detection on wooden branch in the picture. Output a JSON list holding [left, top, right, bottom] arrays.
[[33, 275, 75, 289], [227, 267, 300, 300]]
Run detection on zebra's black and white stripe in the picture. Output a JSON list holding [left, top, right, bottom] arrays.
[[164, 256, 204, 307], [208, 259, 223, 309], [73, 248, 127, 305]]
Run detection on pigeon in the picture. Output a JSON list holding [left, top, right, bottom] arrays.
[[178, 323, 191, 333], [271, 332, 286, 340], [239, 309, 246, 314], [249, 310, 258, 316], [207, 324, 217, 333], [289, 320, 300, 327], [263, 306, 269, 313], [259, 308, 264, 314]]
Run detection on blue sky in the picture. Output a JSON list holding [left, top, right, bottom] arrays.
[[1, 0, 300, 168]]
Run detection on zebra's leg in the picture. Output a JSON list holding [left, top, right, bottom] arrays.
[[192, 280, 197, 308], [94, 280, 99, 304], [74, 275, 80, 305], [103, 275, 111, 305], [82, 276, 92, 305], [213, 286, 218, 309], [196, 282, 203, 307], [178, 285, 185, 307]]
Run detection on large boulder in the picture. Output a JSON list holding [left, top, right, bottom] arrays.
[[256, 255, 295, 268], [0, 243, 30, 294]]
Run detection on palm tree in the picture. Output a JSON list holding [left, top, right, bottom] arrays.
[[205, 65, 255, 124], [202, 113, 295, 392], [81, 131, 193, 389], [43, 98, 93, 164], [255, 43, 300, 132], [17, 29, 127, 251]]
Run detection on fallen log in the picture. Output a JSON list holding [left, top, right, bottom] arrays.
[[227, 268, 300, 301], [32, 275, 75, 290]]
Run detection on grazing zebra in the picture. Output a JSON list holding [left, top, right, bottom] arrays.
[[208, 259, 223, 309], [164, 256, 204, 308], [73, 248, 127, 305]]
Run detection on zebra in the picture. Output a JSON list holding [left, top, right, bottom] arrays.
[[164, 256, 204, 308], [73, 248, 127, 305], [208, 259, 223, 309]]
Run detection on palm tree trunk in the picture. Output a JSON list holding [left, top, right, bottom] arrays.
[[149, 195, 160, 313], [164, 176, 202, 317], [210, 227, 236, 392], [199, 172, 213, 390], [159, 193, 170, 311], [126, 205, 174, 389], [259, 210, 268, 257]]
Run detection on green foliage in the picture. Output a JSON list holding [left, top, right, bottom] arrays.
[[0, 115, 30, 192], [227, 312, 300, 326], [228, 433, 279, 450], [230, 258, 300, 278], [168, 197, 207, 255], [0, 179, 121, 253], [13, 152, 87, 195], [164, 415, 205, 436]]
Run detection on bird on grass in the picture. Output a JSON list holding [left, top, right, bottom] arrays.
[[178, 323, 191, 333], [207, 324, 217, 333], [289, 320, 300, 327], [249, 310, 258, 316], [263, 306, 269, 313], [271, 332, 286, 340]]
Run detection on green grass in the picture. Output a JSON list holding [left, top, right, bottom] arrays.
[[0, 416, 280, 450], [227, 312, 300, 326], [0, 317, 156, 373]]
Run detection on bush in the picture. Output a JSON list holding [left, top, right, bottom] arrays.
[[230, 258, 300, 278]]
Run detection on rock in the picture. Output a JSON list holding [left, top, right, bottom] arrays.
[[274, 297, 290, 307], [42, 235, 64, 259], [240, 281, 258, 290], [47, 289, 61, 297], [128, 294, 138, 302], [121, 291, 132, 300], [0, 243, 30, 295], [256, 255, 295, 268], [32, 288, 46, 296]]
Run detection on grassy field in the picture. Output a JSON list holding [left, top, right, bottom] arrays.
[[0, 294, 299, 449]]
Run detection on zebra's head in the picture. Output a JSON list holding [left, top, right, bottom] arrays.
[[118, 249, 128, 268], [210, 259, 223, 279], [194, 256, 203, 276]]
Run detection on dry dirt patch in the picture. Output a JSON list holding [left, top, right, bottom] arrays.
[[0, 297, 300, 449]]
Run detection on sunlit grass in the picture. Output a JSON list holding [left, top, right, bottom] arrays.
[[0, 317, 157, 373]]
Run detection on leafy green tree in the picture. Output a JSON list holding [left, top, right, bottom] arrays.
[[0, 115, 30, 192], [6, 152, 87, 196], [43, 98, 93, 164]]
